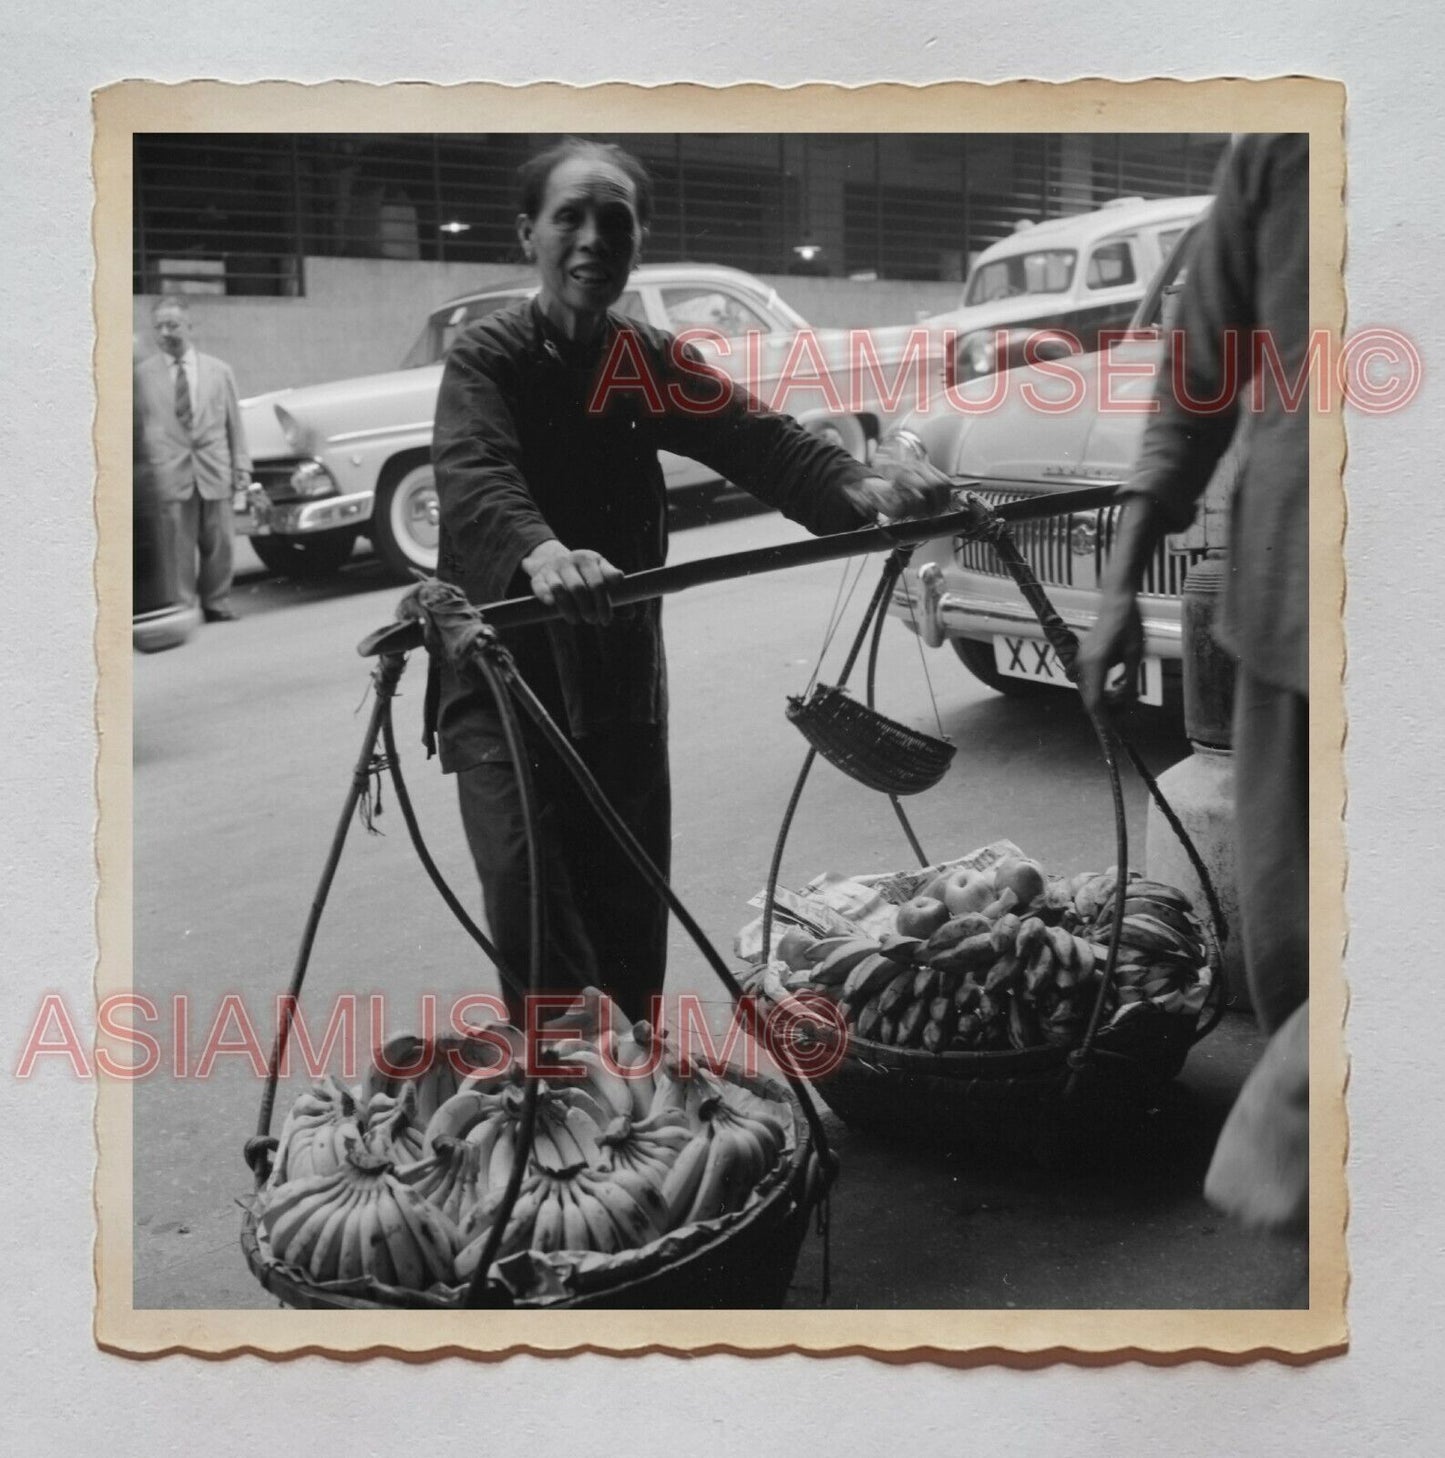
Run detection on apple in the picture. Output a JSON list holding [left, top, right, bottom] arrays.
[[941, 870, 996, 916], [916, 871, 951, 903], [775, 925, 818, 972], [894, 895, 951, 938], [992, 857, 1047, 909]]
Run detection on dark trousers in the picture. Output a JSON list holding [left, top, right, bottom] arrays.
[[456, 723, 671, 1026], [1206, 668, 1309, 1228], [1233, 667, 1309, 1034]]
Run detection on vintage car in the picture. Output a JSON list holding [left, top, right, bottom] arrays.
[[885, 213, 1235, 706], [236, 262, 940, 580], [926, 195, 1213, 387]]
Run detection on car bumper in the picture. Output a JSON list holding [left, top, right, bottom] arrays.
[[236, 490, 374, 537], [889, 565, 1184, 661]]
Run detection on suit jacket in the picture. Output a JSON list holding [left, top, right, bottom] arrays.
[[135, 349, 251, 503]]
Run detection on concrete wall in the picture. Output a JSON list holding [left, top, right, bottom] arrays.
[[133, 258, 964, 396]]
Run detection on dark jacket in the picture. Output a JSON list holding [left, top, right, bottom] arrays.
[[1126, 133, 1309, 696], [431, 297, 873, 769]]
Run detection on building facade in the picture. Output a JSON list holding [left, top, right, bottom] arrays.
[[135, 132, 1228, 298]]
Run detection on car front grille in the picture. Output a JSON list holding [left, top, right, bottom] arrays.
[[951, 488, 1207, 598], [251, 458, 307, 504]]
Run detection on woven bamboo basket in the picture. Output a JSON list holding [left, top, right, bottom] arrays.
[[805, 997, 1207, 1164], [241, 1070, 825, 1311]]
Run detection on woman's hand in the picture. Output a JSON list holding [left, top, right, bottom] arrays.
[[845, 458, 954, 522], [521, 539, 625, 624]]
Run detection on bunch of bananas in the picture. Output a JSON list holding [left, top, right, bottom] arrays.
[[1079, 875, 1212, 1016], [258, 1146, 460, 1289], [766, 859, 1211, 1054], [258, 997, 796, 1294], [660, 1093, 790, 1227], [596, 1108, 695, 1180], [454, 1162, 670, 1277]]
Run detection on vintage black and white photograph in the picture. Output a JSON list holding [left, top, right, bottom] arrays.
[[95, 80, 1347, 1356]]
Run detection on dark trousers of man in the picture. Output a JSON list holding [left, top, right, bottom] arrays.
[[1233, 668, 1309, 1036], [1204, 666, 1309, 1230], [456, 722, 670, 1028]]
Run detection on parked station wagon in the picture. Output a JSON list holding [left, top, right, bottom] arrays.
[[927, 195, 1213, 387], [886, 214, 1236, 706], [236, 263, 939, 580]]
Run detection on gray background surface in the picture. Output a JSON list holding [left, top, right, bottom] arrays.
[[3, 3, 1439, 1451]]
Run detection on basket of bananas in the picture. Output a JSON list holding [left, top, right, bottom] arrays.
[[241, 1005, 828, 1309], [744, 851, 1225, 1160]]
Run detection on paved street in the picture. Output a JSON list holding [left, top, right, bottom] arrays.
[[132, 496, 1303, 1309]]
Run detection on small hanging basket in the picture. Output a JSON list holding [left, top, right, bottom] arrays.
[[786, 683, 955, 797]]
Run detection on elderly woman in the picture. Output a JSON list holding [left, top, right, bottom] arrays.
[[432, 138, 946, 1023]]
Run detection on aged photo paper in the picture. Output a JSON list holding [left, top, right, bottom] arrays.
[[95, 77, 1347, 1359]]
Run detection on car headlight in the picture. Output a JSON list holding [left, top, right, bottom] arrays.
[[955, 330, 997, 381], [288, 460, 337, 498]]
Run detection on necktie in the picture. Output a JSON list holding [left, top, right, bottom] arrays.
[[174, 358, 194, 434]]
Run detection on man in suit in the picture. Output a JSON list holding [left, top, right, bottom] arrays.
[[135, 296, 252, 622]]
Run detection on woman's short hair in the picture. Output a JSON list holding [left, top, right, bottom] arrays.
[[517, 138, 653, 227]]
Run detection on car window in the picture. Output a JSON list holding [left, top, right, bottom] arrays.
[[399, 294, 523, 367], [1155, 226, 1187, 261], [660, 286, 773, 338], [964, 249, 1076, 305], [1085, 240, 1137, 290], [400, 289, 646, 367]]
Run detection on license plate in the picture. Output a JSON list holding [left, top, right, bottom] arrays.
[[992, 635, 1162, 705]]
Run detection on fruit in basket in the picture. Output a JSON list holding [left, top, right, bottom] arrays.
[[979, 887, 1020, 920], [894, 895, 951, 938], [539, 985, 632, 1043], [808, 937, 883, 987], [876, 966, 915, 1018], [1007, 995, 1044, 1050], [267, 1076, 363, 1186], [362, 1080, 428, 1165], [661, 1096, 781, 1226], [927, 932, 996, 974], [841, 951, 902, 1005], [854, 993, 884, 1040], [597, 1109, 693, 1179], [940, 870, 996, 916], [897, 998, 931, 1049], [422, 1073, 512, 1152], [394, 1136, 490, 1230], [259, 1146, 460, 1290], [774, 925, 818, 971], [990, 912, 1022, 955], [991, 856, 1038, 893], [611, 1020, 664, 1119], [878, 933, 927, 964], [360, 1029, 518, 1129]]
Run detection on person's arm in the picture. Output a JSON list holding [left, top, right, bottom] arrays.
[[434, 330, 623, 625], [649, 336, 951, 532], [1078, 140, 1262, 712], [222, 363, 252, 483]]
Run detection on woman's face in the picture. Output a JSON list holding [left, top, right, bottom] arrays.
[[518, 154, 643, 338]]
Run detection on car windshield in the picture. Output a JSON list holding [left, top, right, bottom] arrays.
[[399, 294, 529, 368], [964, 248, 1076, 305]]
